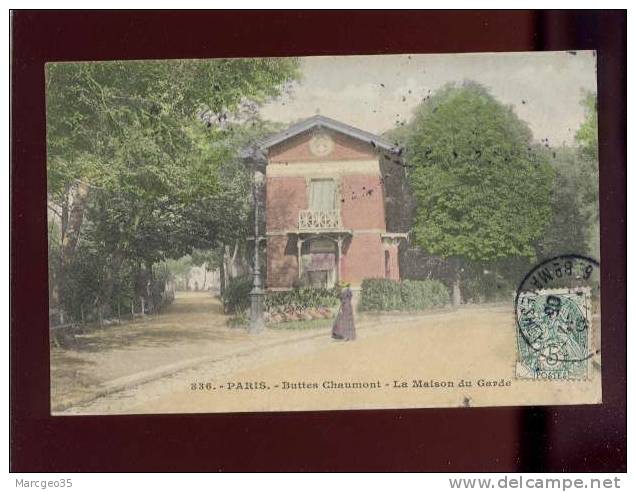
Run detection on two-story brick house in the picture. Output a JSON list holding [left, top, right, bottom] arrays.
[[258, 115, 408, 291]]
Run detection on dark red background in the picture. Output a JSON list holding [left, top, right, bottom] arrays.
[[10, 10, 626, 472]]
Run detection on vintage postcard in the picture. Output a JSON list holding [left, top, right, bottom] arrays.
[[47, 51, 601, 415]]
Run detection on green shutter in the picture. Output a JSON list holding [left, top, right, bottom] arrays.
[[310, 179, 336, 211]]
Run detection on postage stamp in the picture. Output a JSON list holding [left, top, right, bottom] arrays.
[[515, 255, 600, 380]]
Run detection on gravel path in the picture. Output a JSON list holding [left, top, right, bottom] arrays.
[[51, 292, 328, 412], [54, 296, 602, 415]]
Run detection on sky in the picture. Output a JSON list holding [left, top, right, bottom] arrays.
[[261, 51, 597, 146]]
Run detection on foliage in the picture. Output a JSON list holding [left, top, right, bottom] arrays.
[[226, 309, 249, 328], [46, 59, 299, 188], [46, 58, 300, 323], [459, 258, 530, 303], [221, 275, 252, 314], [358, 279, 402, 311], [264, 287, 340, 312], [575, 91, 598, 164], [190, 248, 222, 270], [358, 278, 450, 312], [179, 118, 285, 251], [164, 255, 194, 278], [535, 146, 593, 260], [58, 243, 105, 321], [404, 81, 554, 262], [574, 91, 599, 212], [400, 279, 451, 310], [388, 84, 597, 305]]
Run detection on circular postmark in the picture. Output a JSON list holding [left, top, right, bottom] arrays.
[[514, 254, 600, 379]]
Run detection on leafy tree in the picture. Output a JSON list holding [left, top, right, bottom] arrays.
[[175, 118, 284, 293], [574, 91, 600, 228], [575, 91, 598, 165], [164, 255, 194, 291], [535, 146, 593, 260], [403, 82, 554, 303], [46, 58, 300, 321]]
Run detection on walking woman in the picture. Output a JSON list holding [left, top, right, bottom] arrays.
[[332, 283, 356, 341]]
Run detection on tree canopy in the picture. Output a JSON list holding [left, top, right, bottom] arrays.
[[403, 82, 554, 263], [46, 58, 300, 321], [535, 146, 591, 260], [575, 91, 598, 164], [574, 91, 599, 211]]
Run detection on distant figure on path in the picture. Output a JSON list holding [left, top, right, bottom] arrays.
[[332, 283, 356, 341]]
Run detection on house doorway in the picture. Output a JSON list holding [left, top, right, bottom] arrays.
[[302, 238, 337, 288], [307, 270, 330, 288]]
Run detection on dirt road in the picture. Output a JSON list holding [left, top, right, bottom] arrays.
[[51, 292, 328, 412], [57, 300, 601, 415]]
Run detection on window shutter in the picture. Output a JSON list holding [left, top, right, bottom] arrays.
[[310, 179, 336, 210]]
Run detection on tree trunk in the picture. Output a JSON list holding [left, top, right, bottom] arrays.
[[447, 257, 463, 306], [222, 244, 231, 286], [230, 242, 239, 278], [55, 180, 90, 321], [49, 182, 84, 323], [219, 254, 226, 295], [452, 275, 462, 306], [61, 181, 90, 264], [99, 251, 123, 320], [145, 262, 154, 314], [49, 187, 70, 311], [60, 187, 70, 246]]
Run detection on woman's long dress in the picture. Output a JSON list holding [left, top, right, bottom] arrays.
[[332, 288, 356, 341]]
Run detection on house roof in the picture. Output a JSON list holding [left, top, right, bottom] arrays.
[[259, 115, 399, 153]]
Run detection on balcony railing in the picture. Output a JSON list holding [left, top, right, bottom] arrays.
[[298, 209, 342, 230]]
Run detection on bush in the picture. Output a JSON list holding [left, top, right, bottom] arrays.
[[226, 309, 249, 328], [221, 275, 252, 314], [265, 287, 339, 312], [358, 278, 450, 312], [358, 279, 402, 311]]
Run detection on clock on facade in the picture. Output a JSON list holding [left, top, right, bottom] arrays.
[[309, 132, 334, 157]]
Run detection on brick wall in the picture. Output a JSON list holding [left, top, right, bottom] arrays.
[[341, 233, 384, 285], [265, 126, 394, 289], [340, 174, 386, 230], [266, 235, 298, 289], [269, 129, 376, 163], [266, 176, 307, 231]]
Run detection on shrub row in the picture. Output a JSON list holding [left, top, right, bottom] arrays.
[[358, 278, 450, 312], [265, 287, 340, 313], [224, 278, 449, 316], [222, 279, 341, 316]]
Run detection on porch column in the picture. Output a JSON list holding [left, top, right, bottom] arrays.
[[389, 242, 400, 280], [394, 244, 401, 279], [297, 238, 304, 279], [336, 236, 343, 283]]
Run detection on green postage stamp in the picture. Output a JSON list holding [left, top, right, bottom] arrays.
[[516, 288, 592, 380]]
